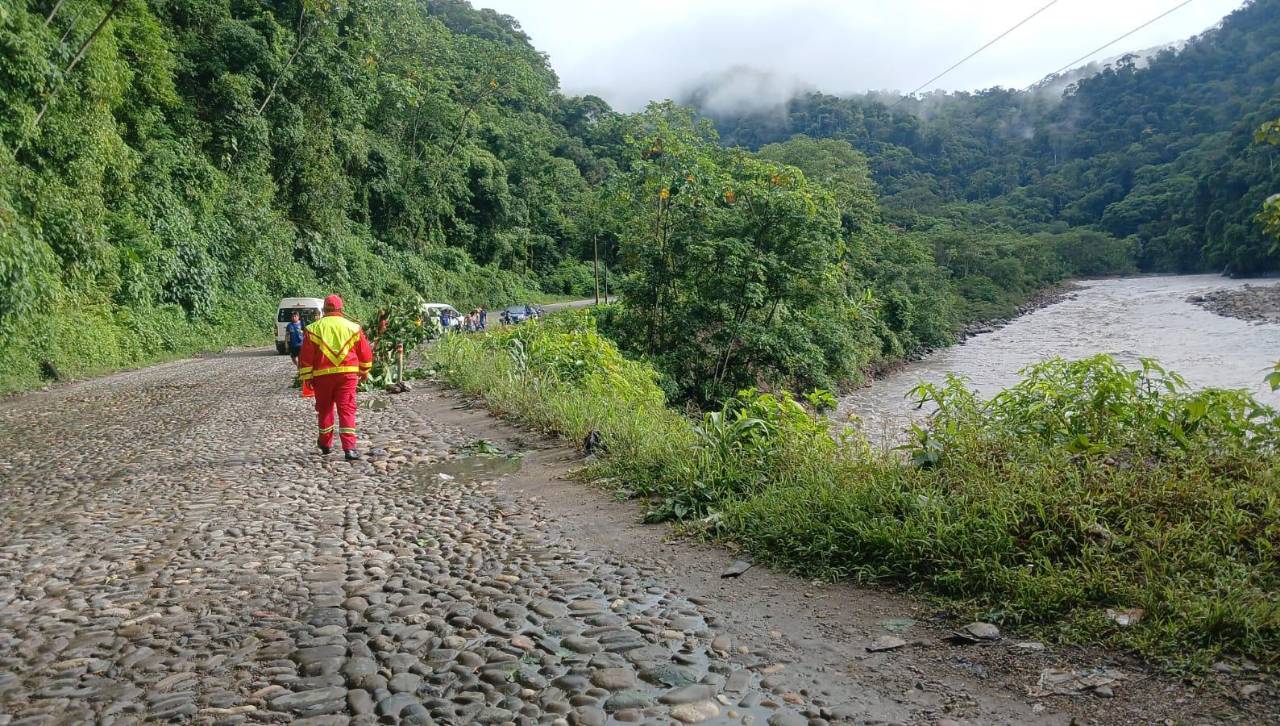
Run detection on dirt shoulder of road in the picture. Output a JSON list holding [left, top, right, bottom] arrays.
[[418, 383, 1275, 726]]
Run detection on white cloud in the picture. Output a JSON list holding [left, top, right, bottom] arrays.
[[476, 0, 1247, 109]]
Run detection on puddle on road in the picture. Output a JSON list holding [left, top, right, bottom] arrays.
[[410, 445, 524, 486]]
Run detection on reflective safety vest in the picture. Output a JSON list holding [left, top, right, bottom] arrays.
[[297, 314, 373, 381]]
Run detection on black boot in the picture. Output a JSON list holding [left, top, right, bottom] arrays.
[[319, 446, 331, 455], [344, 449, 361, 461]]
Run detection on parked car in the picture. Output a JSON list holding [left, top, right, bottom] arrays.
[[421, 302, 462, 332], [499, 304, 542, 325], [275, 297, 324, 354]]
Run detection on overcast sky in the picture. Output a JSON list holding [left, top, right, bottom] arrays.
[[476, 0, 1247, 110]]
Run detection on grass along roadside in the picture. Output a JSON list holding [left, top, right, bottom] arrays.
[[430, 312, 1280, 673]]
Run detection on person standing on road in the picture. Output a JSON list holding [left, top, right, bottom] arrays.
[[285, 311, 306, 365], [479, 307, 487, 330], [297, 295, 373, 461]]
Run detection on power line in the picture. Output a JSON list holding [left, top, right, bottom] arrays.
[[893, 0, 1061, 106], [1026, 0, 1195, 90]]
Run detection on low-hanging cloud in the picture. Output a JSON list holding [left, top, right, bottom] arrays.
[[478, 0, 1243, 111], [680, 66, 814, 117]]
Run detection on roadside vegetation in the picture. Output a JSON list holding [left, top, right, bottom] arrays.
[[585, 104, 1134, 405], [434, 312, 1280, 671], [0, 0, 596, 393]]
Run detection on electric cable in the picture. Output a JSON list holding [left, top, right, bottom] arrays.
[[892, 0, 1061, 106], [1026, 0, 1195, 90]]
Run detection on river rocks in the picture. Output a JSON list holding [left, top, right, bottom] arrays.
[[375, 692, 420, 718], [724, 669, 752, 693], [562, 635, 601, 654], [641, 663, 700, 688], [660, 684, 717, 705], [669, 699, 720, 722], [952, 622, 1000, 643], [387, 672, 423, 693], [271, 686, 348, 716], [341, 657, 379, 684], [867, 635, 907, 652], [767, 710, 809, 726], [604, 689, 654, 711], [591, 668, 637, 690], [473, 611, 508, 633], [1189, 283, 1280, 324], [347, 688, 375, 714]]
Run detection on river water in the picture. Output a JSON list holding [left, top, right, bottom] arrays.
[[839, 274, 1280, 442]]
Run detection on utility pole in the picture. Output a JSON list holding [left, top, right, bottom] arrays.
[[592, 234, 600, 305]]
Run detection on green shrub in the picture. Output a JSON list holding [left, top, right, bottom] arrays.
[[434, 333, 1280, 670], [541, 260, 599, 297]]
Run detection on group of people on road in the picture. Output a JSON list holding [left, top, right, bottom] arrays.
[[440, 307, 488, 332], [286, 295, 374, 462], [461, 307, 487, 332]]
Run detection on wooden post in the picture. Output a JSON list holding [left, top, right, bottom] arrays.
[[397, 342, 405, 385], [593, 234, 600, 305]]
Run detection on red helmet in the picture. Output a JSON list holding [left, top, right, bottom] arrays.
[[323, 294, 344, 312]]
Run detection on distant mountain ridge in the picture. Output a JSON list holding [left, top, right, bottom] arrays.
[[1028, 40, 1187, 96], [695, 0, 1280, 274]]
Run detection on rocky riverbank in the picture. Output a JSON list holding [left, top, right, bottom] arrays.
[[1188, 282, 1280, 323], [954, 282, 1080, 342], [864, 282, 1079, 380]]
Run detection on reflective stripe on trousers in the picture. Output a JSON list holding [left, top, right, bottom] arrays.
[[313, 374, 359, 451]]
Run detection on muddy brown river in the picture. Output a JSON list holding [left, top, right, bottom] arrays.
[[840, 274, 1280, 442]]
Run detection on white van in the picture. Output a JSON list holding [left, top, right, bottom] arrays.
[[275, 297, 325, 354], [421, 302, 463, 332]]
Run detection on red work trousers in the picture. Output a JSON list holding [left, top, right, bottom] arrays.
[[313, 374, 359, 451]]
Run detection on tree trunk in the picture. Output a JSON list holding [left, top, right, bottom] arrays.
[[30, 0, 126, 132], [59, 4, 88, 44], [44, 0, 66, 27], [440, 83, 498, 164], [258, 8, 308, 115]]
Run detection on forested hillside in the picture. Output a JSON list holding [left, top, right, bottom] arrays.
[[3, 0, 1275, 397], [699, 0, 1280, 274], [0, 0, 612, 388], [0, 0, 1101, 396]]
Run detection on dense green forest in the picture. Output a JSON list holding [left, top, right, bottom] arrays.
[[0, 0, 616, 389], [696, 0, 1280, 275], [2, 0, 1277, 398]]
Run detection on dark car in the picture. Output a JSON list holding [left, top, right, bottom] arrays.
[[500, 304, 542, 325]]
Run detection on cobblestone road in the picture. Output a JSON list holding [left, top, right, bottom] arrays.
[[7, 351, 1265, 726], [0, 352, 851, 725]]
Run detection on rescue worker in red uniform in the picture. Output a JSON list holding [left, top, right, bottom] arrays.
[[297, 295, 374, 460]]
